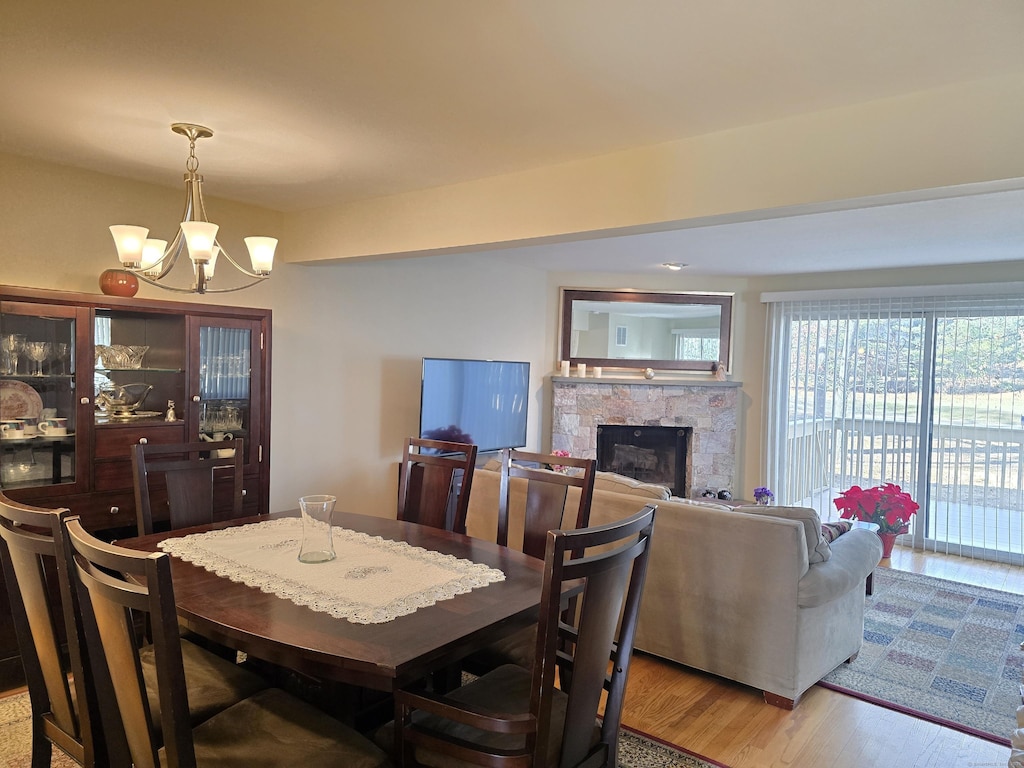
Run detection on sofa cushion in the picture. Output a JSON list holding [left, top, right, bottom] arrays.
[[593, 472, 671, 500], [670, 496, 731, 510], [734, 504, 832, 563], [481, 460, 669, 500]]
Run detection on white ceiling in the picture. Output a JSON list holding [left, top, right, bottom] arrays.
[[2, 1, 1023, 275]]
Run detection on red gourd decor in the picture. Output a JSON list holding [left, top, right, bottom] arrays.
[[99, 269, 139, 297]]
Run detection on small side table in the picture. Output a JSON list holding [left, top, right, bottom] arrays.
[[850, 521, 881, 595]]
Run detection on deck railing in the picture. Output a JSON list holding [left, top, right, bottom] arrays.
[[783, 416, 1024, 519]]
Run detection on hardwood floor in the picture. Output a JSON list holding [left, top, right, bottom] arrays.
[[620, 544, 1018, 768]]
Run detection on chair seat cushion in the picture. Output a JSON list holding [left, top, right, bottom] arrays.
[[142, 637, 268, 741], [463, 624, 536, 673], [160, 687, 390, 768], [384, 664, 587, 768]]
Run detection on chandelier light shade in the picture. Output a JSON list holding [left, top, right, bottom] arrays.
[[109, 123, 277, 294], [109, 225, 149, 268], [141, 239, 166, 276]]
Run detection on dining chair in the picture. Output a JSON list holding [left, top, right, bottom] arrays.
[[462, 449, 597, 675], [131, 438, 245, 536], [496, 448, 596, 559], [1, 492, 273, 766], [397, 437, 478, 534], [388, 504, 657, 768], [0, 493, 117, 768], [64, 516, 393, 768]]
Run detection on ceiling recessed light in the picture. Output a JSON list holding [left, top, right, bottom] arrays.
[[662, 262, 686, 271]]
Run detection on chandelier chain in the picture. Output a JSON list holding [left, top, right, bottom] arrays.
[[186, 138, 199, 173]]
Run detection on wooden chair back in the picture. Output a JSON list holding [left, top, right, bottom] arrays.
[[395, 504, 656, 768], [65, 516, 195, 768], [540, 504, 656, 767], [397, 437, 477, 533], [0, 494, 122, 767], [497, 448, 596, 559], [131, 438, 244, 535]]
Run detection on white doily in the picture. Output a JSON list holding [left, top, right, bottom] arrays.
[[158, 518, 505, 624]]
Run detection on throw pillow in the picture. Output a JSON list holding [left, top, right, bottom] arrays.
[[820, 519, 853, 544], [735, 504, 832, 563]]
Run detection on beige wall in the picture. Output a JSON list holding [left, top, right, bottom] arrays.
[[4, 151, 1024, 518], [287, 74, 1024, 263]]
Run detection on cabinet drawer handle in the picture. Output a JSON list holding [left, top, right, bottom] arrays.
[[241, 489, 247, 497], [138, 437, 148, 444], [110, 506, 119, 515], [80, 397, 90, 405], [193, 395, 201, 402]]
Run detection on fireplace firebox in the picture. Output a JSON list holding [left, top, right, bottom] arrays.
[[596, 425, 690, 497]]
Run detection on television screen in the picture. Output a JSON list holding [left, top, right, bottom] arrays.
[[419, 358, 530, 453]]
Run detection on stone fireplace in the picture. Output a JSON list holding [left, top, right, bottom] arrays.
[[551, 377, 740, 498], [596, 425, 691, 497]]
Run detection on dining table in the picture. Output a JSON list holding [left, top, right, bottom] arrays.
[[115, 510, 547, 695]]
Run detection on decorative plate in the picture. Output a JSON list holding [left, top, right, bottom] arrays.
[[0, 380, 44, 419]]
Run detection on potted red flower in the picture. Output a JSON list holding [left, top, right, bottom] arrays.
[[833, 483, 919, 558]]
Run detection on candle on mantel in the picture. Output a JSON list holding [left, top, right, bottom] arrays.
[[594, 366, 603, 378], [560, 360, 570, 377], [577, 363, 587, 377]]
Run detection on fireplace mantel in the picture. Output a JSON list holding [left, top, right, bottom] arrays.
[[550, 376, 741, 497], [551, 375, 741, 388]]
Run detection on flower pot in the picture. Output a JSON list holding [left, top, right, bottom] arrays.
[[99, 269, 139, 297], [878, 532, 898, 559]]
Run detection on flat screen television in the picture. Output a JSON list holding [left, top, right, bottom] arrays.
[[419, 357, 530, 453]]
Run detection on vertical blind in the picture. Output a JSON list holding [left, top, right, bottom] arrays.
[[199, 326, 250, 400], [765, 291, 1024, 564]]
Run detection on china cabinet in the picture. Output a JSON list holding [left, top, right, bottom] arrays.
[[0, 284, 271, 686]]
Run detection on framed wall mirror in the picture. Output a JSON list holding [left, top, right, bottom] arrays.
[[560, 288, 733, 373]]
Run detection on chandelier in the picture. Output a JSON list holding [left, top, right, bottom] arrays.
[[109, 123, 277, 295]]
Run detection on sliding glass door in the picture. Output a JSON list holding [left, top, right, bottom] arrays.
[[766, 293, 1024, 564]]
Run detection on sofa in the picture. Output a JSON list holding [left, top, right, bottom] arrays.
[[465, 467, 883, 708]]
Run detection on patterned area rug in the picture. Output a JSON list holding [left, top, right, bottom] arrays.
[[620, 726, 728, 767], [0, 689, 724, 768], [820, 567, 1023, 745], [0, 691, 77, 768]]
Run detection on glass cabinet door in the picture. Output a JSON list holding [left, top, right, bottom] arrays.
[[190, 318, 264, 473], [0, 301, 89, 495]]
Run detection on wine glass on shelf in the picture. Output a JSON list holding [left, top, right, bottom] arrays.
[[52, 343, 69, 375], [24, 341, 51, 376], [1, 334, 25, 375]]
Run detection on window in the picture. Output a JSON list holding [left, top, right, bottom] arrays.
[[765, 289, 1024, 564], [615, 325, 627, 346]]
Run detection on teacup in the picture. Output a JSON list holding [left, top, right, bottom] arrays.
[[38, 417, 68, 436], [213, 432, 235, 458], [18, 417, 38, 436], [1, 420, 25, 439]]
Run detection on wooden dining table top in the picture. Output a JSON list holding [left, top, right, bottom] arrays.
[[116, 511, 546, 692]]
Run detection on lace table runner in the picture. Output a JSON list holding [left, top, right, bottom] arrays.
[[158, 518, 505, 624]]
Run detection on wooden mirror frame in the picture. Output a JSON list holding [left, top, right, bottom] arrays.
[[559, 288, 733, 373]]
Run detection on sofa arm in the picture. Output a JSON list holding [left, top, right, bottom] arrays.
[[797, 529, 883, 608]]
